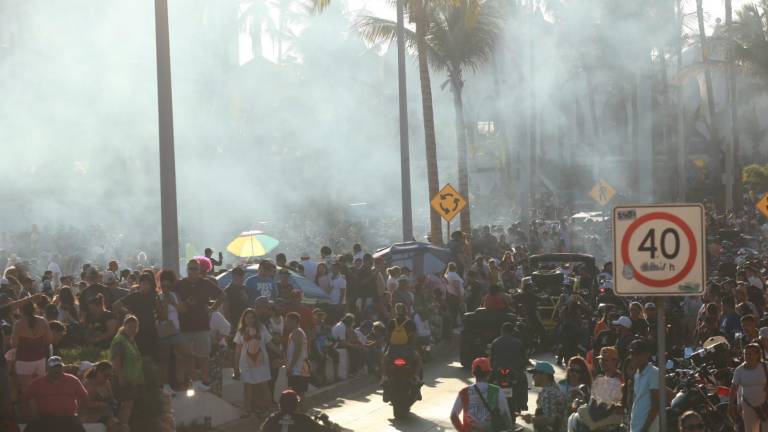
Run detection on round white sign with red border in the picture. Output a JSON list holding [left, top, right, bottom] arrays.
[[613, 204, 706, 296]]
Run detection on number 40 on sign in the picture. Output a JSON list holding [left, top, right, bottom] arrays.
[[612, 204, 706, 297]]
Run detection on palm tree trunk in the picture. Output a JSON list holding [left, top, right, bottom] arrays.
[[696, 0, 721, 194], [414, 0, 443, 245], [677, 0, 687, 201], [450, 71, 471, 235]]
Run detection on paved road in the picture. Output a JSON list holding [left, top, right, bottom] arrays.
[[310, 353, 565, 432]]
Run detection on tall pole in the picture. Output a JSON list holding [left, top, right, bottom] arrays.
[[725, 0, 739, 211], [155, 0, 180, 273], [396, 0, 414, 242], [656, 297, 667, 432]]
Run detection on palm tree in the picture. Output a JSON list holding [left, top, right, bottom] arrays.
[[312, 0, 449, 244], [355, 0, 501, 235], [696, 0, 722, 188]]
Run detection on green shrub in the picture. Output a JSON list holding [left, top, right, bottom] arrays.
[[59, 346, 109, 365]]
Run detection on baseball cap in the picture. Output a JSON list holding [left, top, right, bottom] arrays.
[[629, 339, 651, 354], [47, 356, 64, 368], [471, 357, 492, 373], [527, 361, 555, 376], [612, 316, 633, 329]]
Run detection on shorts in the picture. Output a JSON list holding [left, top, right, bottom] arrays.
[[182, 331, 211, 358], [15, 358, 45, 376], [288, 375, 310, 396]]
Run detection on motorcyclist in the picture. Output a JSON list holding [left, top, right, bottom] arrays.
[[259, 390, 328, 432], [567, 347, 623, 432], [489, 322, 529, 417], [383, 303, 422, 384]]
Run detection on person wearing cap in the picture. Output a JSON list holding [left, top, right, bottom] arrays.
[[521, 361, 567, 431], [569, 347, 624, 432], [259, 390, 327, 432], [22, 356, 89, 432], [629, 339, 660, 432], [450, 357, 513, 432], [612, 316, 634, 362]]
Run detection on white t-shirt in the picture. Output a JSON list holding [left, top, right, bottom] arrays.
[[329, 274, 347, 305], [161, 292, 180, 331], [209, 311, 231, 347], [451, 382, 513, 431], [445, 272, 464, 297], [332, 322, 347, 341]]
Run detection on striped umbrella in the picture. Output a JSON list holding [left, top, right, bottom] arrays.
[[226, 231, 280, 257]]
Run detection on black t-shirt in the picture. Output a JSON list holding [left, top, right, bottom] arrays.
[[512, 292, 538, 318], [356, 268, 377, 298], [224, 283, 249, 327], [260, 412, 327, 432], [631, 319, 650, 338], [490, 334, 526, 370], [121, 292, 159, 332], [80, 284, 108, 305]]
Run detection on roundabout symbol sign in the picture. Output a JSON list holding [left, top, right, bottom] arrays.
[[613, 204, 705, 296]]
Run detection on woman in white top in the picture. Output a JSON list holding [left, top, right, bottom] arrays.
[[729, 343, 768, 431], [315, 263, 332, 296], [386, 267, 402, 294], [444, 262, 464, 332], [234, 308, 272, 417]]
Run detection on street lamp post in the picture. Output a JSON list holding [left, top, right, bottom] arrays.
[[396, 0, 414, 242], [154, 0, 180, 273]]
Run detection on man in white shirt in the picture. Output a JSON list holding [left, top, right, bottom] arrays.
[[301, 253, 317, 282], [353, 244, 364, 263]]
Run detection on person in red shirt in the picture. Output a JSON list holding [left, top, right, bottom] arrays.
[[23, 356, 89, 432], [283, 290, 316, 341], [482, 285, 511, 311]]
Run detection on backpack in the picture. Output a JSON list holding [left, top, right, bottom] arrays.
[[390, 319, 410, 346]]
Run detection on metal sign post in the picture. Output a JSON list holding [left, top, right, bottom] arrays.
[[656, 297, 666, 431]]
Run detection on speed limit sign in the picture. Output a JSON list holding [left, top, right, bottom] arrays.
[[613, 204, 706, 296]]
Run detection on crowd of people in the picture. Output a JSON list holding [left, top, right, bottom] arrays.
[[3, 200, 768, 431]]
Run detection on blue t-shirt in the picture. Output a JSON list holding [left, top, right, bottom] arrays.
[[245, 275, 277, 301], [631, 364, 659, 432]]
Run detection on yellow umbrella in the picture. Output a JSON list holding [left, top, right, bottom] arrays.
[[226, 231, 280, 257]]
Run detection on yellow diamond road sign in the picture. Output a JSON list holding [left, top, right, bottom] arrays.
[[431, 184, 467, 222], [590, 179, 616, 207], [756, 194, 768, 219]]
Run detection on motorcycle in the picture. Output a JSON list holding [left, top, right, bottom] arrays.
[[382, 356, 421, 419], [489, 367, 529, 424], [665, 368, 737, 432]]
